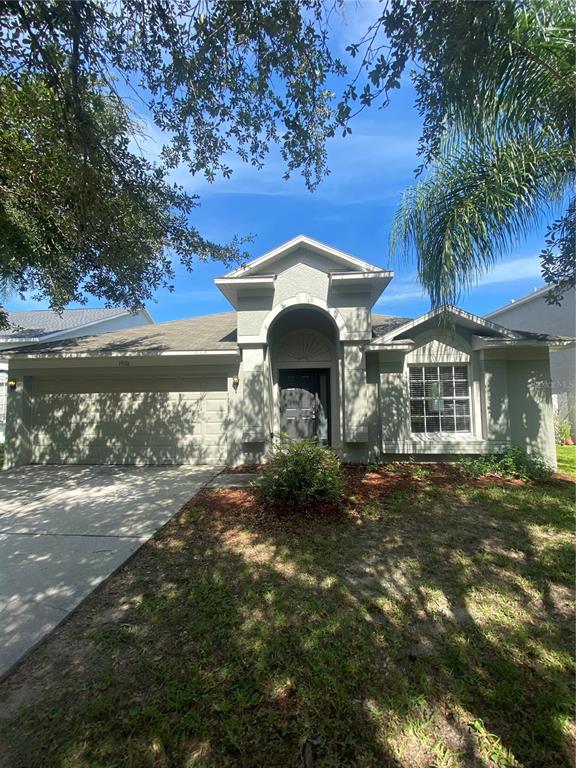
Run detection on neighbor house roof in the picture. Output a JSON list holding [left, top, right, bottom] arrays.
[[484, 286, 550, 319], [0, 307, 152, 343], [6, 311, 410, 358]]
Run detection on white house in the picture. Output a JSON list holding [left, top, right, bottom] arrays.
[[0, 307, 153, 440], [2, 236, 566, 469], [485, 286, 576, 437]]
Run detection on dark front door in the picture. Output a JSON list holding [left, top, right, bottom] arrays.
[[278, 369, 331, 444]]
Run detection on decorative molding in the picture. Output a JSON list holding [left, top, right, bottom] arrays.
[[260, 295, 346, 340], [277, 332, 332, 363]]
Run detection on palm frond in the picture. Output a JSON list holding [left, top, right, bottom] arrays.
[[391, 132, 575, 307]]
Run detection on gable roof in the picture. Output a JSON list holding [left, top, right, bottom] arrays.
[[0, 307, 151, 343], [225, 235, 386, 277], [370, 306, 517, 346], [367, 305, 570, 349], [6, 311, 408, 358]]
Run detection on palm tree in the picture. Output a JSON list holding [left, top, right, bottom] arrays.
[[390, 0, 575, 307]]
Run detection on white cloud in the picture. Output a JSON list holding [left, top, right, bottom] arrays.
[[475, 256, 542, 287], [375, 255, 543, 310], [380, 288, 426, 303]]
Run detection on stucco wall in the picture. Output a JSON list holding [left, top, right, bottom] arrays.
[[232, 245, 378, 461], [370, 336, 556, 466], [236, 247, 374, 343], [505, 349, 556, 462], [482, 353, 510, 441], [487, 288, 575, 435]]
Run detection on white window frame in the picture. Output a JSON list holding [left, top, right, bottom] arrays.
[[408, 363, 472, 436]]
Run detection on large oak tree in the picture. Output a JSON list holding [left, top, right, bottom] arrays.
[[1, 0, 573, 327], [0, 0, 341, 326]]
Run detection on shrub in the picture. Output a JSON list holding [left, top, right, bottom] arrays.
[[254, 437, 343, 512], [554, 413, 573, 445], [459, 446, 553, 481]]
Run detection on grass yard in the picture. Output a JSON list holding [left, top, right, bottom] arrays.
[[557, 445, 576, 478], [0, 465, 574, 768]]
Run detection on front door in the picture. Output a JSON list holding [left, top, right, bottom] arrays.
[[278, 369, 331, 444]]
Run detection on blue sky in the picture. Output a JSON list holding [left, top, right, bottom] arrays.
[[5, 4, 552, 324]]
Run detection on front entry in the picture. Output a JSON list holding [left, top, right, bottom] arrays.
[[278, 369, 331, 444]]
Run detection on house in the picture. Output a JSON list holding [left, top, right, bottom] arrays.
[[485, 286, 576, 437], [2, 236, 566, 469], [0, 307, 153, 440]]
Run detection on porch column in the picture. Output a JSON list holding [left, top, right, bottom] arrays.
[[4, 374, 32, 468], [240, 345, 269, 443], [342, 343, 368, 442]]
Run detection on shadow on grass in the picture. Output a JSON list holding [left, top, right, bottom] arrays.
[[0, 472, 574, 767]]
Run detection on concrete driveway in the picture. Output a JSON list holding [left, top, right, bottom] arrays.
[[0, 464, 221, 678]]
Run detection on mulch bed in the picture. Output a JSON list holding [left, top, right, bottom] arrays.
[[198, 463, 564, 532]]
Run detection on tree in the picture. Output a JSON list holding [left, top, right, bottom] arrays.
[[0, 76, 241, 322], [0, 0, 340, 328], [2, 0, 573, 323], [343, 0, 574, 307]]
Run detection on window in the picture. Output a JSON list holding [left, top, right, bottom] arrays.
[[409, 365, 471, 434]]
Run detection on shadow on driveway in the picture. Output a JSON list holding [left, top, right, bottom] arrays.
[[0, 464, 221, 677]]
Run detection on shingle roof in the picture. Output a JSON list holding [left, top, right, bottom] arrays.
[[1, 308, 133, 341], [8, 312, 239, 355], [7, 311, 410, 357], [371, 313, 412, 338]]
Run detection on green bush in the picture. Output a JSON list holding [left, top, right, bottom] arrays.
[[254, 437, 344, 512], [459, 446, 553, 481], [554, 413, 573, 445]]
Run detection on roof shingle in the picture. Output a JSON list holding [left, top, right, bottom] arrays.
[[8, 312, 238, 355], [1, 308, 133, 341], [7, 311, 410, 356]]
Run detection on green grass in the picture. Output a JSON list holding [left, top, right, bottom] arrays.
[[0, 470, 574, 768], [557, 445, 576, 478]]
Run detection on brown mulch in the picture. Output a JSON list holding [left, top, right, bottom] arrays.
[[553, 471, 576, 484], [188, 463, 551, 533]]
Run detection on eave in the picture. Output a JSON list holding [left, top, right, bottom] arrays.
[[471, 335, 574, 350], [3, 348, 240, 360], [214, 275, 276, 308], [224, 234, 383, 278], [366, 339, 415, 352], [330, 270, 393, 306]]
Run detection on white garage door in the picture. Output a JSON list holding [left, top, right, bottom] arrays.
[[29, 372, 229, 465]]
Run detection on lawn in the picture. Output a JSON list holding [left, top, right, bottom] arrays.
[[0, 465, 574, 768], [557, 445, 576, 478]]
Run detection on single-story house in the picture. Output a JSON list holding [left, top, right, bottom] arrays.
[[485, 285, 576, 438], [0, 307, 153, 440], [3, 236, 567, 469]]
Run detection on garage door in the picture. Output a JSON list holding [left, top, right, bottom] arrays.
[[29, 372, 229, 465]]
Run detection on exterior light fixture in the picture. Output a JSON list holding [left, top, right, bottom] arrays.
[[232, 375, 240, 392], [8, 380, 17, 391]]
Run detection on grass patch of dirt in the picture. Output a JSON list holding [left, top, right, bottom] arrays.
[[0, 464, 574, 768]]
